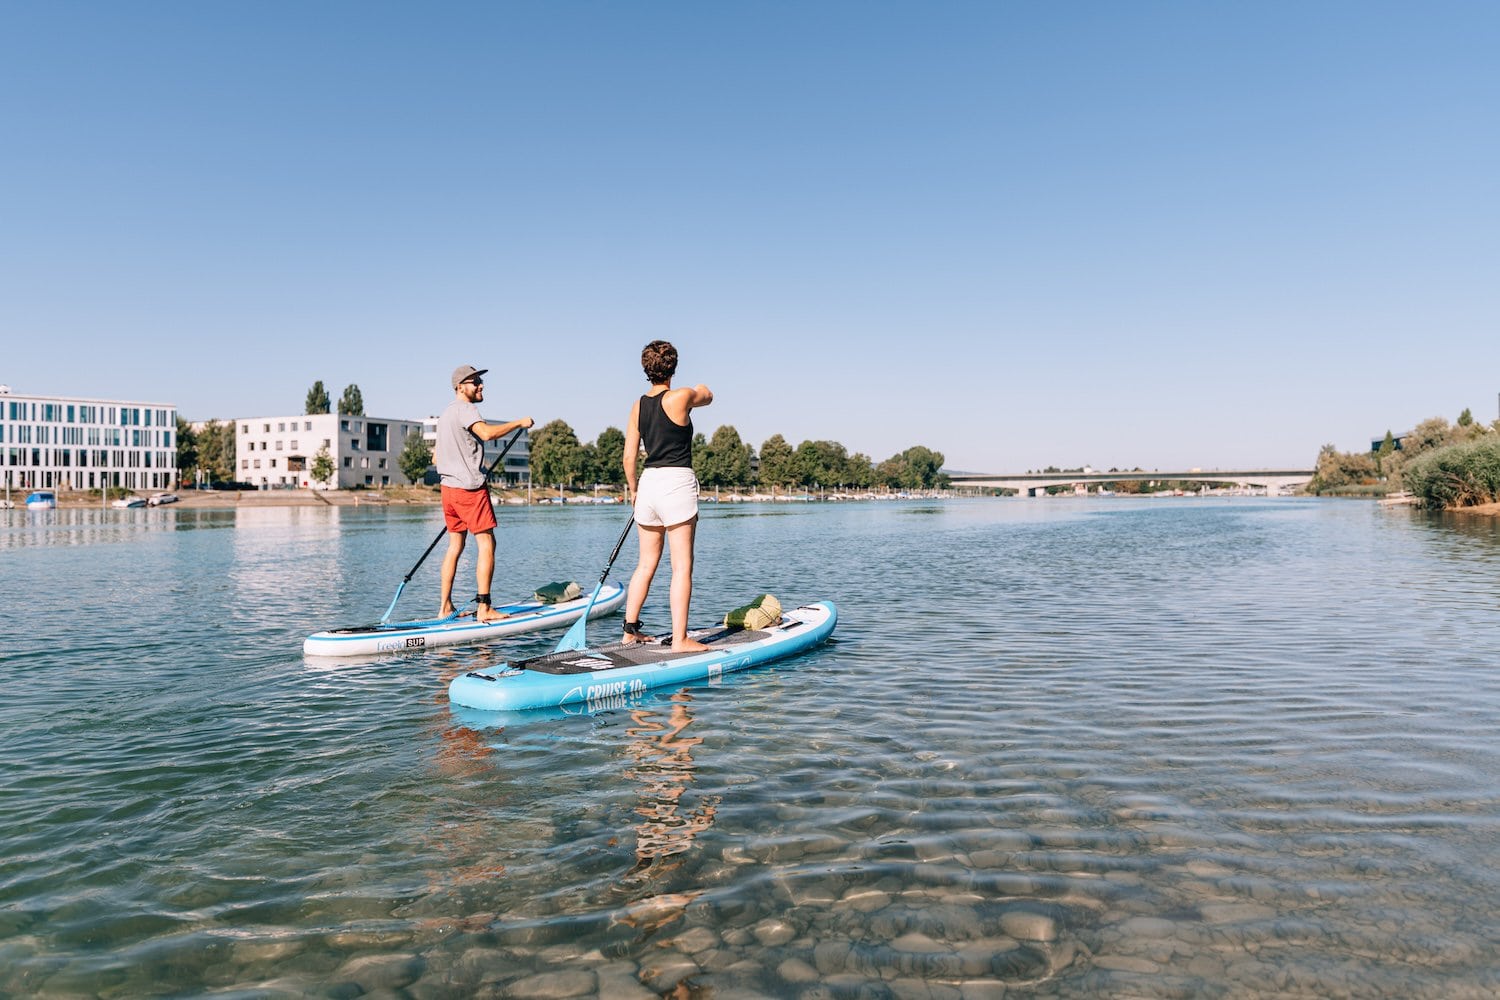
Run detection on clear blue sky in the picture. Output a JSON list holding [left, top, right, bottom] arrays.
[[3, 1, 1496, 472]]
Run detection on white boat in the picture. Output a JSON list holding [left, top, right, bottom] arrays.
[[112, 496, 146, 509], [25, 491, 57, 509]]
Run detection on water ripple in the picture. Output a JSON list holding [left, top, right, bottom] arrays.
[[5, 499, 1500, 996]]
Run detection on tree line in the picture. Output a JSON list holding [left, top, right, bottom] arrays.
[[527, 420, 947, 491], [1310, 408, 1500, 499], [175, 383, 949, 492]]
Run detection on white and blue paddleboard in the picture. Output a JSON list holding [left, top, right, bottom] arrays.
[[304, 582, 627, 657], [448, 600, 837, 713]]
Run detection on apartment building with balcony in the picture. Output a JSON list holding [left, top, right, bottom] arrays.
[[235, 413, 426, 489]]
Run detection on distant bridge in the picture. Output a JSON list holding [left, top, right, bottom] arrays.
[[947, 468, 1315, 497]]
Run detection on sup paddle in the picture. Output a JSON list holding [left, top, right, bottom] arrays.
[[379, 426, 526, 625], [554, 515, 635, 651]]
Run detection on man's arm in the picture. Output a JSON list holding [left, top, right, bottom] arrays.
[[471, 416, 534, 442]]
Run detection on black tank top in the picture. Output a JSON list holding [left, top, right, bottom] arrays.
[[639, 391, 693, 469]]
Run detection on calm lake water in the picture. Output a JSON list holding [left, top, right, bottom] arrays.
[[3, 497, 1499, 998]]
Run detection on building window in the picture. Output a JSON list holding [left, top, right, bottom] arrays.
[[343, 457, 352, 468], [253, 459, 261, 469]]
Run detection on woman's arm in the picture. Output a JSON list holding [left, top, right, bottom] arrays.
[[622, 400, 641, 497]]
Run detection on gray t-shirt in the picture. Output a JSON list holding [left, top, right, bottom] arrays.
[[435, 399, 486, 489]]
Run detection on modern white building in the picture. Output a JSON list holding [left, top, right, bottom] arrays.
[[421, 418, 531, 486], [235, 413, 427, 490], [0, 386, 177, 494]]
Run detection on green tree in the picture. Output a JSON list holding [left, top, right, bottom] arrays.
[[197, 419, 237, 483], [844, 452, 874, 489], [1404, 417, 1453, 456], [311, 444, 336, 487], [530, 419, 584, 487], [757, 434, 796, 488], [175, 416, 199, 481], [702, 425, 752, 488], [305, 381, 331, 414], [1310, 443, 1378, 492], [339, 384, 365, 416], [398, 431, 432, 485], [1374, 430, 1396, 475], [690, 432, 712, 484], [593, 426, 626, 486], [1458, 407, 1474, 427], [793, 440, 849, 488], [900, 446, 947, 488], [875, 445, 947, 489]]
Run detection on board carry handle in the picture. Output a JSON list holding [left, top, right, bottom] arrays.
[[380, 426, 526, 625]]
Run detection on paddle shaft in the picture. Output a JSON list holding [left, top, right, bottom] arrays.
[[596, 516, 635, 589], [381, 426, 525, 623], [554, 514, 635, 651]]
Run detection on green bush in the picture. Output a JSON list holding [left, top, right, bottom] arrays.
[[1403, 438, 1500, 509]]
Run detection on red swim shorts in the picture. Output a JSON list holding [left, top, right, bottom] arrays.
[[441, 486, 497, 534]]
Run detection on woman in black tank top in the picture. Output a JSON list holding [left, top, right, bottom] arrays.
[[621, 341, 715, 652]]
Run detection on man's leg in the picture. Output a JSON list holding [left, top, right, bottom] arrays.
[[439, 531, 467, 616], [474, 529, 506, 623]]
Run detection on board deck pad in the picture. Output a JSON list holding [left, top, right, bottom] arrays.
[[518, 621, 805, 675]]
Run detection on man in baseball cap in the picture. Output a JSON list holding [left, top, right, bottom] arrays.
[[434, 364, 533, 622]]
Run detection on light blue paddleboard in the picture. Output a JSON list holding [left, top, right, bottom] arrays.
[[304, 582, 626, 657], [449, 600, 837, 712]]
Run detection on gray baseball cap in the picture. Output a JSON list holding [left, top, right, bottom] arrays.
[[451, 365, 488, 390]]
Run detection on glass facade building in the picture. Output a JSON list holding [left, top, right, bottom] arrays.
[[0, 388, 177, 493]]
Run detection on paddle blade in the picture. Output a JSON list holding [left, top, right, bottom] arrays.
[[554, 586, 602, 651], [380, 580, 406, 625]]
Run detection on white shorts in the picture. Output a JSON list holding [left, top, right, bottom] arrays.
[[634, 467, 700, 527]]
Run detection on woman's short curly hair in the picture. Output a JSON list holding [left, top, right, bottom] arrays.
[[641, 340, 678, 384]]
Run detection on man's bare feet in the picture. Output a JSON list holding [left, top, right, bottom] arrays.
[[672, 638, 712, 653], [476, 608, 511, 624]]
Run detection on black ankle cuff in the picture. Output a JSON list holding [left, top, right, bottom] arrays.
[[623, 620, 644, 635], [476, 594, 492, 606]]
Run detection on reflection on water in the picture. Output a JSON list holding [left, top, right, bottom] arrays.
[[4, 499, 1500, 997], [623, 693, 719, 879]]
